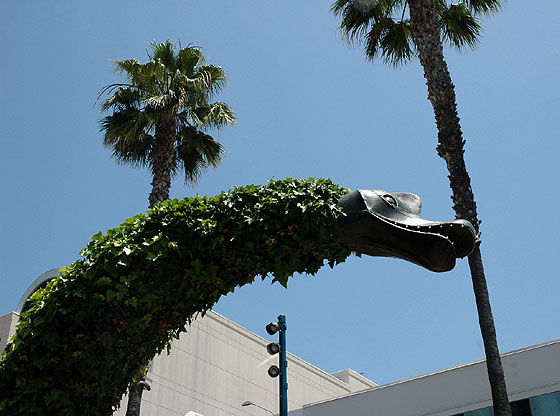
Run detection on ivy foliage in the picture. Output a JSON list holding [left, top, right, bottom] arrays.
[[0, 178, 351, 416]]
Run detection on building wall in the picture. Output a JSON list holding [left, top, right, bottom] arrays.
[[302, 340, 560, 416], [114, 311, 375, 416], [331, 369, 378, 393], [0, 312, 19, 355]]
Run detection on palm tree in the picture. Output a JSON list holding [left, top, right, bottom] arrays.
[[99, 40, 235, 416], [332, 1, 510, 415], [99, 40, 235, 209]]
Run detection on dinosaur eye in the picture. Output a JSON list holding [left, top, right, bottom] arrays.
[[383, 194, 398, 206]]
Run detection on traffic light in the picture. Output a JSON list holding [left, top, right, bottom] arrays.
[[265, 315, 287, 416]]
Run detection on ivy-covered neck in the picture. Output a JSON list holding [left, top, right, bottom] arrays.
[[0, 178, 351, 416]]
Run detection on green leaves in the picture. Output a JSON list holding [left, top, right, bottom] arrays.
[[98, 40, 235, 187], [175, 125, 225, 183], [0, 178, 352, 416], [332, 0, 504, 65], [369, 18, 415, 67], [464, 0, 502, 14], [177, 47, 204, 76], [439, 2, 482, 50]]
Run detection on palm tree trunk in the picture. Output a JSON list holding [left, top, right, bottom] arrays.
[[407, 1, 511, 415], [149, 113, 177, 208], [125, 372, 151, 416], [125, 383, 143, 416], [135, 112, 176, 415]]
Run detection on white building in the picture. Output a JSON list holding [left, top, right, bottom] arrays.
[[303, 340, 560, 416], [1, 270, 559, 416]]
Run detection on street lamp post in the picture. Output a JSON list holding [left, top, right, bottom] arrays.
[[241, 400, 274, 416], [265, 315, 288, 416], [277, 315, 287, 416]]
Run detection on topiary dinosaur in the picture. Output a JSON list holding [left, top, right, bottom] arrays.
[[0, 178, 474, 416]]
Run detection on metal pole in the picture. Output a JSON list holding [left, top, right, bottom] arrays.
[[278, 315, 288, 416]]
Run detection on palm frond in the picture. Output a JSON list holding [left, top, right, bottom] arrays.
[[113, 59, 142, 83], [175, 126, 224, 183], [377, 18, 415, 67], [195, 65, 228, 96], [334, 0, 380, 43], [331, 0, 353, 15], [362, 16, 415, 66], [192, 102, 236, 130], [177, 47, 204, 77], [333, 0, 409, 48], [173, 71, 207, 94], [464, 0, 503, 15], [144, 92, 177, 109], [354, 0, 403, 14], [101, 108, 152, 142], [112, 59, 163, 92], [150, 40, 177, 72], [439, 3, 481, 50], [178, 107, 203, 128], [100, 108, 154, 167], [96, 84, 134, 108], [136, 61, 165, 91], [109, 132, 154, 168], [177, 101, 235, 131], [99, 87, 141, 112]]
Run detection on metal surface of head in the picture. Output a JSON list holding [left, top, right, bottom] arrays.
[[336, 189, 476, 272]]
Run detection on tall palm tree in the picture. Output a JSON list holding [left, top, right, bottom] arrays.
[[332, 1, 510, 415], [99, 40, 235, 209], [99, 40, 235, 416]]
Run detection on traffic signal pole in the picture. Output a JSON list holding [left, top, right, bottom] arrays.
[[278, 315, 288, 416]]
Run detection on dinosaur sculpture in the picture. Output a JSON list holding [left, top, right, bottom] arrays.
[[0, 178, 474, 416], [337, 189, 475, 272]]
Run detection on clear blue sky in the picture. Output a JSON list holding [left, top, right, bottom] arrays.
[[1, 1, 559, 386]]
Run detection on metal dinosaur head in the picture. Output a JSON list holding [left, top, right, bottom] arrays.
[[335, 189, 476, 272]]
